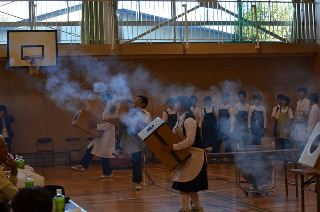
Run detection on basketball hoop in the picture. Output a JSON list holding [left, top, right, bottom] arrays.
[[23, 56, 44, 75]]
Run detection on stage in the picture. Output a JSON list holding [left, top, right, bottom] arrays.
[[36, 163, 317, 212]]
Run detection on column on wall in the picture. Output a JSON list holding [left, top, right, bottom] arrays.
[[312, 0, 320, 80], [316, 0, 320, 43], [81, 1, 118, 44]]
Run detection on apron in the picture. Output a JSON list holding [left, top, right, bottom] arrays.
[[89, 122, 116, 158], [251, 110, 264, 130], [165, 110, 177, 130], [278, 110, 291, 139], [173, 112, 205, 183], [201, 108, 217, 148], [88, 104, 119, 158], [273, 106, 280, 137], [218, 108, 231, 140], [236, 110, 248, 130]]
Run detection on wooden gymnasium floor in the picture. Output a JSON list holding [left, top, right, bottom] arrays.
[[36, 163, 317, 212]]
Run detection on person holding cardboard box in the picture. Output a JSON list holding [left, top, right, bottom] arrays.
[[162, 96, 207, 212], [71, 93, 119, 179]]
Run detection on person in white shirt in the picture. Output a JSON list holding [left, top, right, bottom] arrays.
[[71, 93, 119, 179], [274, 96, 294, 149], [295, 87, 311, 122], [120, 95, 151, 191], [294, 87, 311, 148], [248, 94, 267, 145], [271, 94, 284, 139], [190, 95, 202, 127], [217, 92, 235, 152], [307, 93, 320, 135], [234, 91, 250, 147], [201, 96, 218, 152]]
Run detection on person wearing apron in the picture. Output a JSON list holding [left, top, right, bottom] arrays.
[[162, 98, 177, 130], [71, 93, 119, 179], [307, 93, 320, 135], [249, 95, 267, 145], [0, 106, 15, 154], [162, 96, 207, 212], [234, 91, 249, 149], [272, 94, 284, 145], [201, 96, 218, 152], [294, 87, 310, 149], [190, 95, 202, 127], [217, 93, 235, 153], [275, 96, 294, 149]]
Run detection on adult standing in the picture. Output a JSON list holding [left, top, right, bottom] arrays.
[[120, 95, 151, 190], [162, 96, 207, 212], [71, 93, 119, 179], [0, 106, 15, 153]]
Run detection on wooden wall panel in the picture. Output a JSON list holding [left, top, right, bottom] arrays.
[[316, 0, 320, 44], [10, 94, 47, 153], [0, 54, 317, 153]]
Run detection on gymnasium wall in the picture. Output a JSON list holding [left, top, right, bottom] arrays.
[[314, 0, 320, 77], [0, 53, 317, 153], [317, 0, 320, 44]]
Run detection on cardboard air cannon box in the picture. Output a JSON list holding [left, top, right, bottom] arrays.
[[299, 122, 320, 170], [138, 117, 191, 170], [71, 109, 97, 136]]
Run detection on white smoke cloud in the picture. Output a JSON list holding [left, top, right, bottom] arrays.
[[120, 108, 147, 135]]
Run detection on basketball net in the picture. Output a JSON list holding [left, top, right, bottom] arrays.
[[23, 56, 44, 76]]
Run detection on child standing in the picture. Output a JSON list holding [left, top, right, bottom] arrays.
[[307, 93, 320, 135], [271, 94, 284, 141], [201, 96, 218, 152], [234, 91, 249, 148], [249, 95, 267, 145], [275, 96, 294, 149], [190, 95, 202, 127], [217, 92, 235, 152], [294, 87, 310, 148]]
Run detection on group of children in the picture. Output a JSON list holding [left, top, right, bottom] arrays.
[[162, 87, 320, 153], [272, 87, 319, 150], [163, 92, 267, 153]]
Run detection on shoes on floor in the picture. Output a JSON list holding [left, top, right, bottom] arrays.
[[133, 183, 143, 191], [71, 165, 85, 171], [190, 206, 204, 212]]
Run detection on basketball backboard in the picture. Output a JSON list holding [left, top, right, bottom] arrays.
[[7, 30, 57, 67]]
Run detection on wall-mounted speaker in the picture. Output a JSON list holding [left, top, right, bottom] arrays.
[[299, 122, 320, 170]]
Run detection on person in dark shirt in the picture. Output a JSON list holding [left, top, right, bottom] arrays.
[[201, 96, 218, 152], [162, 97, 177, 130], [0, 106, 15, 153]]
